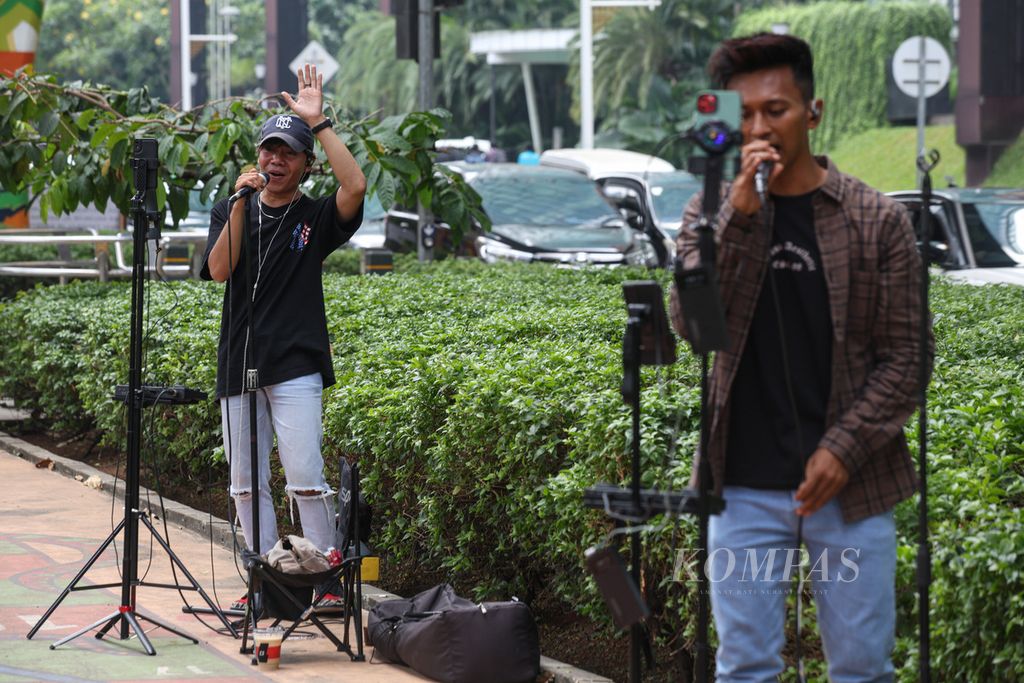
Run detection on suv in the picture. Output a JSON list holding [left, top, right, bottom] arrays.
[[888, 187, 1024, 286]]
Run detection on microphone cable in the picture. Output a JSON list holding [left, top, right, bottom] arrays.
[[759, 197, 811, 683], [223, 192, 253, 587]]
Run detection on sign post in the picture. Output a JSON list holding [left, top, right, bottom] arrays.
[[289, 40, 340, 86], [891, 36, 951, 188]]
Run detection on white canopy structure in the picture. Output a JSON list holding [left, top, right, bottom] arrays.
[[469, 29, 574, 154]]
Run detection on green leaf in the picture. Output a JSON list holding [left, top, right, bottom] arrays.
[[380, 155, 419, 179], [90, 122, 118, 147], [75, 109, 98, 131], [375, 170, 396, 210], [36, 111, 60, 137]]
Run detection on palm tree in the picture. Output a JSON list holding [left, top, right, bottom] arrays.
[[587, 0, 735, 116]]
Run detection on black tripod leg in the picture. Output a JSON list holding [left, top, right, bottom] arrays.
[[134, 611, 199, 644], [94, 612, 122, 638], [49, 610, 122, 650], [138, 513, 239, 637], [351, 564, 365, 660], [240, 580, 256, 655], [27, 517, 126, 640]]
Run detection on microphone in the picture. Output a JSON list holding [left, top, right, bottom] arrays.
[[228, 172, 269, 202], [754, 161, 772, 204]]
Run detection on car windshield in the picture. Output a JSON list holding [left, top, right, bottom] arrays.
[[648, 173, 703, 238], [962, 200, 1024, 266], [472, 173, 619, 227]]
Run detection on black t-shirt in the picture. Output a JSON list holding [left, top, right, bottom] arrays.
[[724, 191, 832, 489], [200, 192, 363, 397]]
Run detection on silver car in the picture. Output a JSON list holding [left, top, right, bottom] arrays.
[[889, 187, 1024, 286], [459, 163, 660, 267]]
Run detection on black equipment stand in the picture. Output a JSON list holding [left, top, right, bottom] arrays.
[[915, 149, 939, 683], [583, 119, 735, 682], [233, 188, 265, 655], [583, 278, 725, 683], [678, 147, 732, 682], [26, 139, 237, 653], [180, 192, 263, 643]]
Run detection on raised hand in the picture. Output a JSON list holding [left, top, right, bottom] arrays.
[[281, 63, 324, 125]]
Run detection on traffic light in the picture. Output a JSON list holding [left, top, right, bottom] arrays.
[[420, 222, 437, 251]]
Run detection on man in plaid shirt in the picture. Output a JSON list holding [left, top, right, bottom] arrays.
[[670, 33, 930, 681]]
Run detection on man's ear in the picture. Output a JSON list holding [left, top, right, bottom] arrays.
[[808, 99, 823, 128]]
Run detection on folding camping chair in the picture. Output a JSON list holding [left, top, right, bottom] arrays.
[[239, 459, 368, 662]]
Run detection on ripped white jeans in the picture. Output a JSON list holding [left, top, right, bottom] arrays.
[[221, 372, 335, 554]]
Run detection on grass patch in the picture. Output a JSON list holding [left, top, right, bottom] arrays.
[[984, 132, 1024, 187], [828, 124, 965, 192]]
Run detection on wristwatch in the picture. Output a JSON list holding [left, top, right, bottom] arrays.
[[311, 118, 333, 134]]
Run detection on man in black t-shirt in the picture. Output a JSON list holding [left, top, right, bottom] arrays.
[[200, 64, 365, 606]]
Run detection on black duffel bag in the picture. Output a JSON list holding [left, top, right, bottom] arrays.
[[367, 583, 540, 683]]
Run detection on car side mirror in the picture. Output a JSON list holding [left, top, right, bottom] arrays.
[[602, 185, 643, 213], [620, 208, 643, 229], [918, 239, 948, 264]]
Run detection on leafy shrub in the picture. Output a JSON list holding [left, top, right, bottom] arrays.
[[0, 267, 1021, 679], [322, 247, 365, 276], [0, 281, 121, 430]]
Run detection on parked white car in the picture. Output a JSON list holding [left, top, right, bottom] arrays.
[[888, 187, 1024, 286], [539, 148, 702, 267]]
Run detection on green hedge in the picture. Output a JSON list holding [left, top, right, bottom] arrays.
[[734, 1, 953, 154], [1, 264, 1022, 679]]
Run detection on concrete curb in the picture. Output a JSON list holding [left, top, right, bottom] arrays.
[[0, 430, 614, 683]]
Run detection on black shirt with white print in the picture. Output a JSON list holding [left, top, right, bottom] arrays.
[[725, 190, 833, 490], [201, 192, 363, 397]]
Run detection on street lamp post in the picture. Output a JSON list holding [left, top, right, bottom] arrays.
[[579, 0, 660, 148]]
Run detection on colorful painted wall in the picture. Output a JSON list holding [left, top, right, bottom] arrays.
[[1, 0, 44, 228]]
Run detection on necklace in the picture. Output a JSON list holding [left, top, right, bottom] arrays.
[[252, 189, 300, 298]]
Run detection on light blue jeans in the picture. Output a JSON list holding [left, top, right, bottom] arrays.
[[708, 486, 896, 682], [221, 372, 335, 554]]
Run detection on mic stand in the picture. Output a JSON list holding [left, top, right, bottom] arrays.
[[679, 150, 729, 683], [180, 193, 265, 650], [235, 191, 266, 656], [915, 149, 939, 683], [27, 139, 237, 654]]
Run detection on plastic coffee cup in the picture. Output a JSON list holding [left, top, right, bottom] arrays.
[[254, 627, 285, 669]]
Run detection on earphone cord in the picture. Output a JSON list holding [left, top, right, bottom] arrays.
[[239, 187, 301, 382]]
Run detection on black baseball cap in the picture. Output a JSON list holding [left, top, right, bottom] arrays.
[[257, 114, 314, 154]]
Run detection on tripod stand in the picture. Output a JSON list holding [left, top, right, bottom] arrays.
[[26, 139, 237, 653], [583, 280, 725, 683], [915, 148, 940, 683]]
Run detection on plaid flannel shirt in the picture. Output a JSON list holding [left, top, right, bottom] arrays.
[[669, 157, 932, 522]]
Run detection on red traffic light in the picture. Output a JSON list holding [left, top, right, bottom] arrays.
[[697, 93, 718, 114]]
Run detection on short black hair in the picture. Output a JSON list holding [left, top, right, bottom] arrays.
[[707, 33, 815, 102]]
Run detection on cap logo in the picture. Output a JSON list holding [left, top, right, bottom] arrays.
[[275, 116, 294, 130]]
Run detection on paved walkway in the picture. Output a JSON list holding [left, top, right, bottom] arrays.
[[0, 426, 610, 683], [0, 444, 432, 682]]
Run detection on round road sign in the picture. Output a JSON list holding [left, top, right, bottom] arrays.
[[892, 36, 951, 99]]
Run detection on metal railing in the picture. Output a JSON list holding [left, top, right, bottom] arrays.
[[0, 227, 209, 283]]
